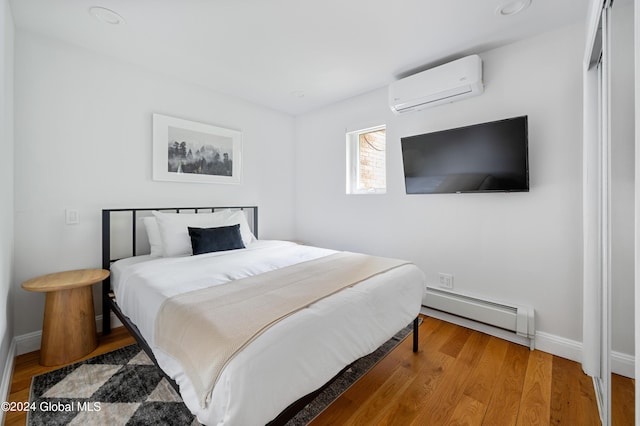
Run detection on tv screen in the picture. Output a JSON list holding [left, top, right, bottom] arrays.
[[401, 116, 529, 194]]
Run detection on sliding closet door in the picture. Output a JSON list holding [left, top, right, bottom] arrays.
[[582, 42, 604, 381], [583, 0, 612, 424]]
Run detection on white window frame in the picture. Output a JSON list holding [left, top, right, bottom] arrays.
[[345, 125, 387, 195]]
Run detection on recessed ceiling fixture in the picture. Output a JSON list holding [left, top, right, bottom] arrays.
[[496, 0, 532, 16], [89, 6, 125, 25]]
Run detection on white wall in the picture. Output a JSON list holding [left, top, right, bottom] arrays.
[[9, 10, 632, 370], [0, 0, 14, 405], [13, 31, 297, 337], [611, 1, 636, 361], [295, 24, 585, 346]]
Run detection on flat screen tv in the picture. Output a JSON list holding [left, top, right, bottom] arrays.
[[401, 116, 529, 194]]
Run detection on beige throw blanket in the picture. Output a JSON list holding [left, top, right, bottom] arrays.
[[155, 252, 410, 407]]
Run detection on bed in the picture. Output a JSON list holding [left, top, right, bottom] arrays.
[[101, 206, 425, 425]]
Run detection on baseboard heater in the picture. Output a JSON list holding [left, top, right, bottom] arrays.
[[422, 287, 535, 349]]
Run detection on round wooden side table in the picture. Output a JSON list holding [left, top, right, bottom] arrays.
[[22, 268, 109, 366]]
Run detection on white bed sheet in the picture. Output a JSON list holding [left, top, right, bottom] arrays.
[[111, 240, 424, 425]]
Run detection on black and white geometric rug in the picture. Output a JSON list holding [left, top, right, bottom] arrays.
[[28, 321, 417, 425], [28, 345, 196, 426]]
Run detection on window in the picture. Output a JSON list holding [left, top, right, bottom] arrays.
[[346, 125, 386, 194]]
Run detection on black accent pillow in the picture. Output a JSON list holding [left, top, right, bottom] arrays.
[[188, 224, 245, 255]]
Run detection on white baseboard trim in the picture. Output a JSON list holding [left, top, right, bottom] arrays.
[[15, 313, 123, 356], [533, 332, 634, 378], [534, 331, 583, 363], [0, 338, 17, 425], [422, 309, 635, 379], [15, 329, 41, 356], [611, 350, 635, 378]]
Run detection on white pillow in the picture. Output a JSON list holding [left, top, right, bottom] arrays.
[[142, 217, 163, 257], [224, 210, 256, 246], [152, 210, 236, 257]]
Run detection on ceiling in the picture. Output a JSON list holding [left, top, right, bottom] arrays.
[[11, 0, 589, 115]]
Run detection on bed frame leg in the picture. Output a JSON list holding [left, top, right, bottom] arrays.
[[102, 278, 111, 335], [103, 304, 111, 335], [413, 316, 419, 352], [101, 210, 112, 336]]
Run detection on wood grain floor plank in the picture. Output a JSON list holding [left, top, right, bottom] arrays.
[[372, 350, 455, 426], [550, 355, 577, 425], [612, 373, 635, 426], [463, 336, 509, 405], [341, 361, 416, 425], [446, 394, 488, 426], [481, 343, 530, 425], [574, 360, 601, 426], [410, 331, 491, 425], [439, 325, 473, 358], [549, 355, 601, 425], [516, 350, 553, 425]]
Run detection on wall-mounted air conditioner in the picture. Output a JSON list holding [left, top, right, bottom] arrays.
[[389, 54, 484, 114]]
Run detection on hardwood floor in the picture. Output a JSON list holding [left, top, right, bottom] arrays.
[[310, 317, 633, 426], [5, 317, 634, 425]]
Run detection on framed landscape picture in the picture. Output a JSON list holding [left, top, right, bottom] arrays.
[[152, 113, 242, 184]]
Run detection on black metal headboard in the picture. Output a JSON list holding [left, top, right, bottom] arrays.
[[100, 206, 258, 335]]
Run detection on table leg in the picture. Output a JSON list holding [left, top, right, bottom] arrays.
[[40, 286, 98, 366]]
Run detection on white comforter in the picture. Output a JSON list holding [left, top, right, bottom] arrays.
[[111, 240, 424, 425]]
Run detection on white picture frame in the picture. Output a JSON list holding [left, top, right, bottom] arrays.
[[152, 113, 242, 184]]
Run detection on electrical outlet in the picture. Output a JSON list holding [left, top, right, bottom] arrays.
[[438, 273, 453, 289], [65, 209, 80, 225]]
